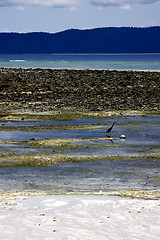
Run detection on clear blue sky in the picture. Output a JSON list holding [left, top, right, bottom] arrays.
[[0, 0, 159, 33]]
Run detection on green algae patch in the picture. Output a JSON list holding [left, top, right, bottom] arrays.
[[27, 137, 121, 149], [1, 190, 160, 203], [0, 123, 105, 132], [0, 191, 52, 204], [0, 154, 55, 168], [28, 138, 79, 149], [1, 109, 159, 123], [0, 152, 159, 168], [57, 189, 160, 199], [0, 109, 122, 122], [55, 153, 160, 163], [106, 190, 160, 199]]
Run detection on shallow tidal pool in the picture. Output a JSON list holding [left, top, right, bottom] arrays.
[[0, 111, 160, 196]]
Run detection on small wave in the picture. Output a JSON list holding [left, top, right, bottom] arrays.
[[9, 59, 26, 62]]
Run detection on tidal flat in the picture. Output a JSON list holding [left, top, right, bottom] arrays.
[[0, 109, 160, 197], [1, 69, 160, 240]]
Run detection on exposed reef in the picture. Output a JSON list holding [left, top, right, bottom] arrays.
[[0, 68, 159, 111]]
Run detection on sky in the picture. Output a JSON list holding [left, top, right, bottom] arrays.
[[0, 0, 160, 33]]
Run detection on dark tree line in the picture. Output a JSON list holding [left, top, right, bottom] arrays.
[[0, 26, 160, 53]]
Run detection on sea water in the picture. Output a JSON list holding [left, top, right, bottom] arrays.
[[0, 53, 160, 71], [0, 115, 160, 194]]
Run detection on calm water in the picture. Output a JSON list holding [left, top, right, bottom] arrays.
[[0, 115, 160, 193], [0, 53, 160, 71]]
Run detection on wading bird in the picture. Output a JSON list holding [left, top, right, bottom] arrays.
[[106, 122, 116, 136]]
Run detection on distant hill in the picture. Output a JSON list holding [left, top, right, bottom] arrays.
[[0, 27, 160, 54]]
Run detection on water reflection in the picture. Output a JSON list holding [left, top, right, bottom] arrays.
[[0, 159, 159, 193], [0, 115, 159, 193]]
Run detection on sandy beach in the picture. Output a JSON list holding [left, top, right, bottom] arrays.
[[0, 193, 160, 240]]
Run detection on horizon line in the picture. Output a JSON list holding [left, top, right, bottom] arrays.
[[0, 25, 160, 34]]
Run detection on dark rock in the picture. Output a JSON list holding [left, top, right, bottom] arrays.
[[0, 68, 159, 111]]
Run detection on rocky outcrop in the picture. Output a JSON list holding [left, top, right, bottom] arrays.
[[0, 68, 159, 111]]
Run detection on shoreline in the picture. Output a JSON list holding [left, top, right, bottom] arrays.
[[0, 68, 159, 112], [0, 68, 160, 239]]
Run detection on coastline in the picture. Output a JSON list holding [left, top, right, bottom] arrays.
[[0, 68, 159, 112], [0, 68, 160, 239]]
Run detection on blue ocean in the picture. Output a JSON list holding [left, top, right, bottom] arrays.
[[0, 53, 160, 71]]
